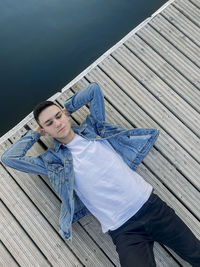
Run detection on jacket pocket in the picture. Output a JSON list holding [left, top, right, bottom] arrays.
[[118, 133, 152, 154], [47, 163, 64, 197]]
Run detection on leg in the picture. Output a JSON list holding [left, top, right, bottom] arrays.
[[109, 209, 156, 267], [147, 194, 200, 266], [115, 239, 155, 267]]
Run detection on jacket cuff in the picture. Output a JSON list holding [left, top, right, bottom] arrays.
[[64, 97, 73, 114], [25, 130, 41, 140], [59, 229, 72, 241]]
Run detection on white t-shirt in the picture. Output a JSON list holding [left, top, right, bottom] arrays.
[[67, 134, 152, 232]]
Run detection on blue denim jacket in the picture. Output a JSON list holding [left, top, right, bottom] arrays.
[[1, 83, 159, 241]]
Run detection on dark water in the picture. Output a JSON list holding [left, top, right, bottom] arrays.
[[0, 0, 167, 137]]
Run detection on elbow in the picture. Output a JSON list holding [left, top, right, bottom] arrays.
[[91, 82, 103, 96], [1, 153, 9, 166], [1, 151, 13, 167], [91, 82, 100, 90], [1, 153, 20, 170]]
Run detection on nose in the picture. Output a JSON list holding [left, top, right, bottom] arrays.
[[54, 119, 61, 128]]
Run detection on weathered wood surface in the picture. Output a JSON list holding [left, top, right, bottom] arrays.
[[0, 0, 199, 266], [0, 241, 19, 267]]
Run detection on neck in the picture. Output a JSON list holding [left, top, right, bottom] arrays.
[[56, 129, 76, 144]]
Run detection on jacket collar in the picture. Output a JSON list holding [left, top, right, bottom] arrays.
[[54, 138, 63, 152]]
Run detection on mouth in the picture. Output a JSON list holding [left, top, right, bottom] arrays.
[[57, 126, 65, 133]]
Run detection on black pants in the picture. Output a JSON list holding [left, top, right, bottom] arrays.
[[109, 193, 200, 267]]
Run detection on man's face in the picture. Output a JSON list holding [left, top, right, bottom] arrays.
[[38, 105, 72, 140]]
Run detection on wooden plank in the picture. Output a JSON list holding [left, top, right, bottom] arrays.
[[0, 164, 83, 267], [7, 127, 28, 144], [162, 4, 200, 46], [0, 140, 116, 267], [190, 0, 200, 9], [124, 35, 200, 112], [0, 242, 19, 267], [137, 24, 200, 88], [98, 56, 200, 165], [149, 14, 200, 67], [0, 201, 51, 267], [173, 0, 200, 27], [111, 44, 200, 136]]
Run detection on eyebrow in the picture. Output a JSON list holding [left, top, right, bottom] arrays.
[[44, 111, 62, 125]]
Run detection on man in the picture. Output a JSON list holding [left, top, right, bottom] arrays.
[[2, 83, 200, 266]]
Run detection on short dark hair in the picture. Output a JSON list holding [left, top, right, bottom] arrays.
[[33, 101, 60, 125]]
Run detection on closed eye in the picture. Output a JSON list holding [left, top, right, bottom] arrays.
[[44, 110, 63, 126], [56, 112, 62, 119], [46, 121, 53, 126]]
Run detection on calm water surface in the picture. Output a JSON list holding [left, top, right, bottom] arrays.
[[0, 0, 167, 136]]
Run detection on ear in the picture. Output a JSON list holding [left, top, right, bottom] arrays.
[[41, 128, 51, 136], [36, 126, 48, 136], [43, 131, 50, 136]]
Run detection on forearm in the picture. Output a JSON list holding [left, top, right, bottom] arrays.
[[2, 130, 40, 159], [1, 130, 47, 175], [64, 83, 105, 121]]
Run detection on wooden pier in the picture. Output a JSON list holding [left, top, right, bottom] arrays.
[[0, 0, 200, 266]]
